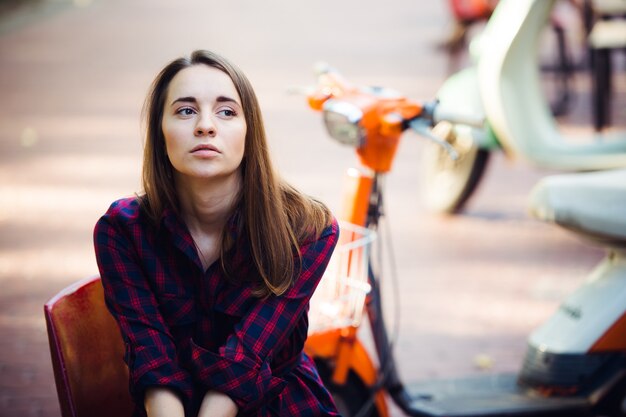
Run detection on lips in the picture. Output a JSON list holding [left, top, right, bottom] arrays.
[[191, 144, 220, 153]]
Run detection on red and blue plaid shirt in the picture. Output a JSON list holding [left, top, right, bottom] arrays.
[[94, 197, 340, 417]]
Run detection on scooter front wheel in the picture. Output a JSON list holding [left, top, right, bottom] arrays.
[[419, 121, 490, 214], [315, 359, 381, 417]]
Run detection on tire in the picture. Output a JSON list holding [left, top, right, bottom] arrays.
[[315, 359, 381, 417], [419, 121, 490, 214]]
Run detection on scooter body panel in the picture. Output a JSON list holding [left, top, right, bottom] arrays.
[[530, 169, 626, 245], [529, 253, 626, 354]]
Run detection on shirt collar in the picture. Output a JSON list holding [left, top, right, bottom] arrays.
[[160, 204, 242, 235], [159, 204, 244, 262]]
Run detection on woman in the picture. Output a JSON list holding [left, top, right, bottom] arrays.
[[94, 50, 340, 417]]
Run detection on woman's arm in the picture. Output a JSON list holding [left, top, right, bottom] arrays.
[[198, 391, 238, 417], [94, 204, 195, 411], [145, 387, 185, 417]]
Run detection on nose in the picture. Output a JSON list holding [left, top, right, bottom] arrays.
[[195, 114, 216, 137]]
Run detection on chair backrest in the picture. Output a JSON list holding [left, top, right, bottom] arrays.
[[44, 276, 134, 417]]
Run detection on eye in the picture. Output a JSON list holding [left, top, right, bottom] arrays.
[[176, 107, 196, 116], [217, 108, 237, 118]]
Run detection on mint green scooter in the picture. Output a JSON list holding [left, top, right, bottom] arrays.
[[420, 0, 626, 214]]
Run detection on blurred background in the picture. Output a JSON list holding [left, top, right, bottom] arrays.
[[0, 0, 623, 416]]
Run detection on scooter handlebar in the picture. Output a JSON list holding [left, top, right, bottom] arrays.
[[431, 103, 485, 129], [408, 118, 459, 161]]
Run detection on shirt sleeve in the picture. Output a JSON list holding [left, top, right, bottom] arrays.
[[93, 213, 195, 410], [182, 218, 339, 413]]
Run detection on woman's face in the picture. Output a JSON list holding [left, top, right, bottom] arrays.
[[161, 64, 247, 185]]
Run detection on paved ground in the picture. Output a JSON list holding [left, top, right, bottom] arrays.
[[0, 1, 624, 416]]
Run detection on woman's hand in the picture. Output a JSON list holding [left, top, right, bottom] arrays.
[[198, 390, 238, 417], [145, 387, 185, 417]]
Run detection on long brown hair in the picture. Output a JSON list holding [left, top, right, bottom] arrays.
[[142, 50, 332, 297]]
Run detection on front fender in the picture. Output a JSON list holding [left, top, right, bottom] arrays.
[[436, 67, 500, 150], [305, 329, 389, 417]]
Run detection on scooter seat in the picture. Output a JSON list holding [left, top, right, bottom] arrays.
[[529, 169, 626, 247]]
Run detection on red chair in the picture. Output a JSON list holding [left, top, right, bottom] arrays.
[[449, 0, 497, 23], [442, 0, 498, 51], [44, 276, 134, 417]]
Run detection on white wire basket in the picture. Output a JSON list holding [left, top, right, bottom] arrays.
[[308, 222, 376, 334]]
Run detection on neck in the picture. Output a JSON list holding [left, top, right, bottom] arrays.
[[174, 172, 242, 235]]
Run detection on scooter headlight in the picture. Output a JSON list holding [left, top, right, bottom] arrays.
[[322, 100, 365, 148]]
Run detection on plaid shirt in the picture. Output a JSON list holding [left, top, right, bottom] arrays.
[[94, 197, 340, 417]]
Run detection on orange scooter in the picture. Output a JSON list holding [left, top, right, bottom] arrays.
[[300, 67, 626, 417]]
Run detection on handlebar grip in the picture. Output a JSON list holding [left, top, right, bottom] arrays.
[[432, 106, 485, 129]]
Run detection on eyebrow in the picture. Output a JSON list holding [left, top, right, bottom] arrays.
[[170, 96, 241, 106]]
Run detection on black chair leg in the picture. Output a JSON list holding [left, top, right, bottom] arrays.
[[592, 48, 611, 131]]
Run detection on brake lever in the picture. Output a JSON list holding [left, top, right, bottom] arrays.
[[408, 118, 459, 161]]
